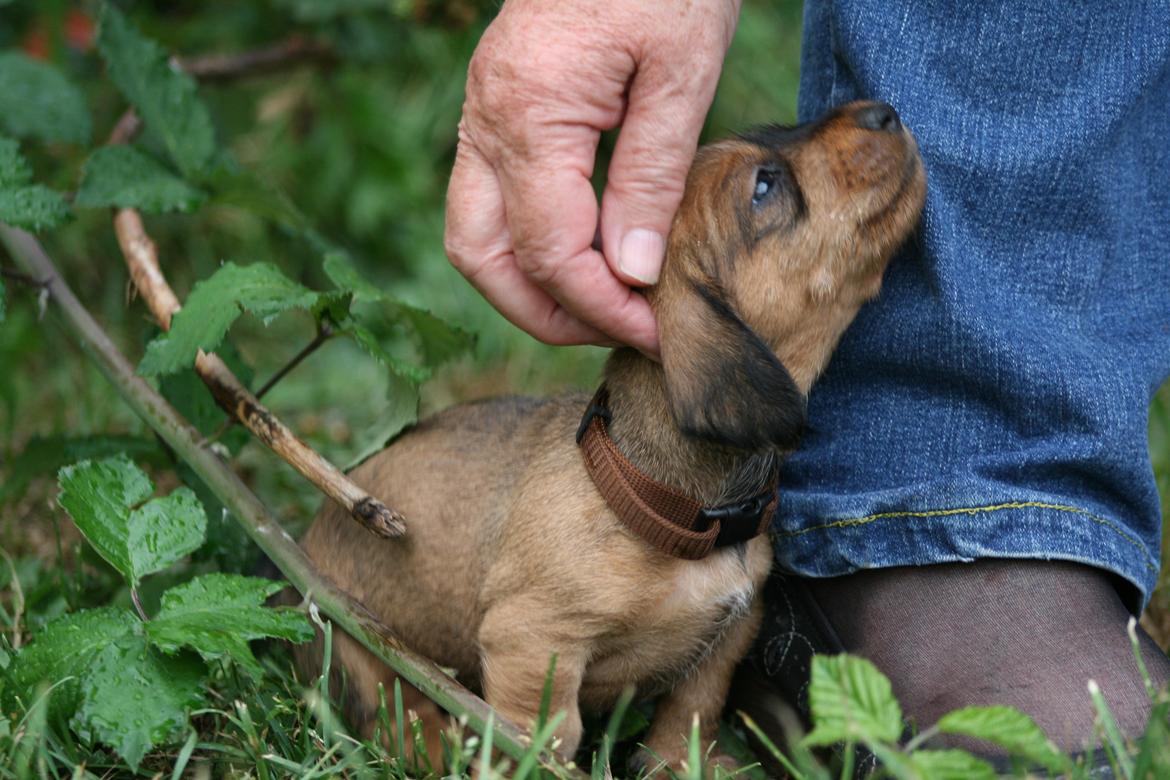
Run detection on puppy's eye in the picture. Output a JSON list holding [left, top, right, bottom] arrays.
[[753, 168, 779, 205]]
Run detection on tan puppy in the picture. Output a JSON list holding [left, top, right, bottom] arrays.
[[296, 100, 926, 770]]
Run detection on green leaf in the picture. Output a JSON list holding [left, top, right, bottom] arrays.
[[57, 455, 207, 587], [0, 137, 31, 187], [76, 634, 203, 770], [0, 137, 70, 231], [206, 166, 309, 231], [97, 4, 215, 176], [0, 52, 91, 145], [935, 705, 1069, 772], [802, 654, 903, 747], [323, 251, 382, 301], [907, 749, 997, 780], [339, 319, 430, 384], [346, 370, 420, 470], [10, 608, 140, 715], [0, 185, 71, 231], [75, 146, 205, 213], [158, 342, 252, 455], [391, 300, 474, 367], [138, 262, 322, 376], [146, 574, 313, 677]]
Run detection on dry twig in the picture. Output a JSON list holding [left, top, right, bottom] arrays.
[[112, 210, 405, 538]]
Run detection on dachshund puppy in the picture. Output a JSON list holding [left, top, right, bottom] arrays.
[[295, 101, 926, 770]]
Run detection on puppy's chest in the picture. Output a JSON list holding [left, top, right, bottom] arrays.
[[582, 544, 766, 697]]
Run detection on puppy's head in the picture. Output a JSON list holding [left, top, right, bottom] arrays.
[[652, 101, 927, 451]]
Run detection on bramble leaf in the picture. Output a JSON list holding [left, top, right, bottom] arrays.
[[936, 706, 1070, 772], [0, 52, 91, 145], [908, 749, 997, 780], [138, 262, 322, 376], [803, 654, 903, 747], [76, 634, 203, 770], [146, 574, 313, 676], [75, 146, 205, 213], [9, 608, 140, 715], [97, 4, 215, 176], [0, 137, 70, 231], [57, 455, 207, 587]]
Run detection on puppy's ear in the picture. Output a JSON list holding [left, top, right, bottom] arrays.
[[659, 279, 806, 450]]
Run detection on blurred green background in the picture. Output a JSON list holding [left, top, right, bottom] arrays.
[[0, 0, 1167, 631]]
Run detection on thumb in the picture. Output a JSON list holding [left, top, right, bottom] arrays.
[[600, 58, 724, 287]]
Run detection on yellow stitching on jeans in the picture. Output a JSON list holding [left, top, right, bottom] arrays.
[[778, 500, 1158, 573]]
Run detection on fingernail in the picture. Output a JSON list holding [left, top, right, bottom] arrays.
[[619, 229, 665, 286]]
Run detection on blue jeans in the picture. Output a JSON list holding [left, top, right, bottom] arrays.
[[776, 1, 1170, 608]]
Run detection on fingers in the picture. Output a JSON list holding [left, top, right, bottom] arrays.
[[445, 132, 613, 346], [600, 18, 736, 289]]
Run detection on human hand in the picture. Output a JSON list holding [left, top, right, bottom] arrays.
[[444, 0, 741, 357]]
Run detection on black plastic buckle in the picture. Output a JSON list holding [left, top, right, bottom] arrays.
[[576, 399, 613, 444], [700, 489, 774, 547]]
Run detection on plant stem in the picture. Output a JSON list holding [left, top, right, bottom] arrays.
[[130, 587, 149, 622], [254, 323, 333, 401], [0, 224, 583, 779]]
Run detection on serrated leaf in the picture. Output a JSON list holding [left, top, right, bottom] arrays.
[[323, 251, 382, 301], [935, 705, 1069, 772], [10, 608, 139, 716], [391, 301, 474, 366], [138, 262, 322, 376], [207, 166, 309, 231], [346, 369, 420, 469], [339, 320, 430, 384], [908, 749, 996, 780], [97, 4, 215, 176], [146, 573, 313, 676], [57, 455, 207, 587], [0, 52, 91, 145], [802, 654, 903, 747], [75, 146, 205, 213], [76, 634, 203, 770], [0, 137, 70, 231], [0, 137, 31, 187], [0, 184, 71, 231]]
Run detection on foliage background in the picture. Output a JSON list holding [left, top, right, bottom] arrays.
[[0, 0, 1168, 771]]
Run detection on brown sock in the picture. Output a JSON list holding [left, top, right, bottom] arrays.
[[805, 560, 1170, 751]]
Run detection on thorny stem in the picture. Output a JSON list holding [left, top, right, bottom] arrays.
[[0, 224, 584, 779]]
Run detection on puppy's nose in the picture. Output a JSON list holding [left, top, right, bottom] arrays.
[[855, 102, 902, 133]]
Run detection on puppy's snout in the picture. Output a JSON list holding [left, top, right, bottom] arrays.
[[855, 102, 901, 133]]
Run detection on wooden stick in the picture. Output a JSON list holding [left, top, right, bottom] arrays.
[[112, 210, 405, 539], [0, 224, 582, 778]]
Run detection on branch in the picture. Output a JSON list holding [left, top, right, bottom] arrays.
[[174, 36, 334, 82], [112, 210, 405, 539], [0, 224, 583, 779]]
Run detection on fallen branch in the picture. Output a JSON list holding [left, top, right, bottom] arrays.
[[0, 224, 582, 779], [174, 36, 334, 82], [112, 210, 405, 539]]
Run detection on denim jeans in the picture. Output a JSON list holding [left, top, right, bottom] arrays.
[[776, 1, 1170, 608]]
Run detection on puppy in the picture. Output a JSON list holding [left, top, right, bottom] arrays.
[[295, 101, 926, 770]]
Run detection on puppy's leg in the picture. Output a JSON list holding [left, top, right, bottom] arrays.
[[479, 601, 587, 761], [636, 602, 764, 774]]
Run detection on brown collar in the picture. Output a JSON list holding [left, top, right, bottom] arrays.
[[576, 386, 777, 560]]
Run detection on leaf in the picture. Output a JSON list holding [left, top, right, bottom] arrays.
[[76, 634, 203, 770], [935, 705, 1069, 772], [207, 166, 309, 231], [324, 252, 474, 367], [0, 137, 31, 187], [0, 434, 163, 507], [9, 608, 140, 716], [97, 4, 215, 177], [0, 185, 71, 231], [158, 341, 252, 455], [57, 455, 207, 587], [907, 749, 997, 780], [802, 654, 903, 747], [0, 137, 70, 231], [138, 262, 323, 376], [346, 370, 420, 470], [0, 52, 91, 145], [339, 320, 430, 384], [146, 574, 313, 677], [75, 146, 205, 213]]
